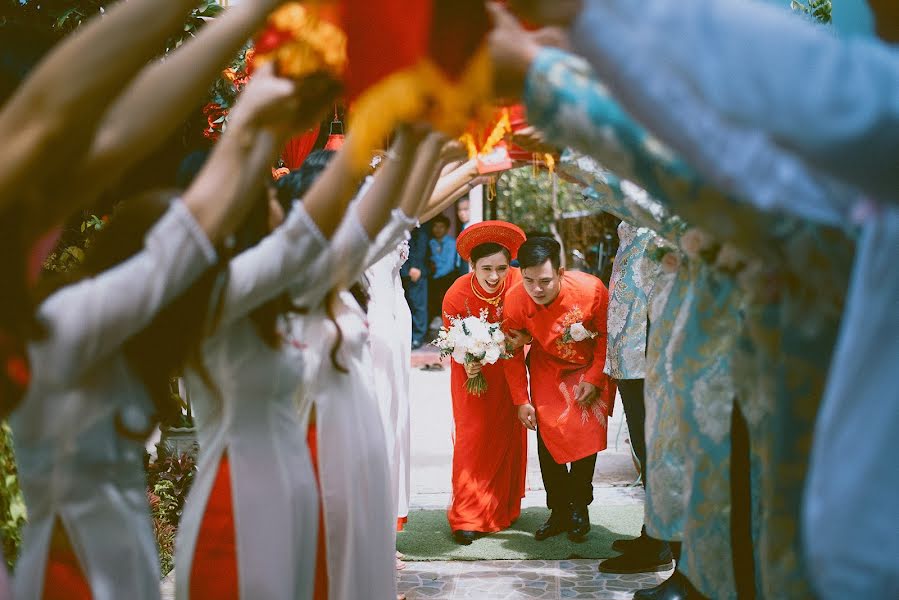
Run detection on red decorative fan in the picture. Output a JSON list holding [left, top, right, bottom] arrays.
[[281, 126, 321, 170]]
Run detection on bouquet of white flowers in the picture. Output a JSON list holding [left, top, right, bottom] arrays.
[[433, 309, 507, 396]]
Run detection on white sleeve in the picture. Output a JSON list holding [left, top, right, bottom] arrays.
[[365, 208, 417, 268], [218, 201, 329, 328], [288, 201, 373, 309], [31, 201, 216, 388], [570, 0, 899, 205]]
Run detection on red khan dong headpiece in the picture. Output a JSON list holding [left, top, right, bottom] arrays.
[[456, 221, 526, 262]]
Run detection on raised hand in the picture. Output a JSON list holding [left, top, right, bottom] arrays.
[[440, 140, 470, 166], [486, 2, 540, 100], [227, 64, 339, 141]]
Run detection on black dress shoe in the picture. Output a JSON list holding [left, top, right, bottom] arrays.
[[568, 505, 590, 541], [452, 530, 480, 545], [598, 539, 674, 574], [611, 536, 642, 553], [613, 526, 648, 552], [633, 570, 706, 600], [534, 509, 570, 541]]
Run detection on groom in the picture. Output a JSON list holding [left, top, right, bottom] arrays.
[[503, 236, 616, 541]]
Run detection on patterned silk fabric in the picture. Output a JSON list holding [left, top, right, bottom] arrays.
[[526, 46, 856, 598], [604, 222, 658, 380]]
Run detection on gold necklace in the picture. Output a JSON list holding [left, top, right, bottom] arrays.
[[470, 276, 505, 308]]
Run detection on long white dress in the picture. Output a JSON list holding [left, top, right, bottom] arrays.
[[12, 202, 216, 599], [174, 202, 363, 599], [293, 208, 414, 600], [365, 221, 414, 524]]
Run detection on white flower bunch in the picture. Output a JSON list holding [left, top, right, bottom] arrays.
[[562, 321, 598, 344], [433, 309, 507, 395]]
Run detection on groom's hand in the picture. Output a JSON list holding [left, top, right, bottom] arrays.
[[518, 404, 537, 430], [574, 382, 598, 407]]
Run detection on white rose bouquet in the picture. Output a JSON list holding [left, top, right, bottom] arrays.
[[433, 309, 507, 396]]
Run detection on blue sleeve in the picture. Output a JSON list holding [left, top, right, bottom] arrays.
[[432, 238, 457, 278], [568, 0, 899, 205]]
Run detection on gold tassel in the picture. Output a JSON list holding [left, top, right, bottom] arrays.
[[544, 153, 555, 174]]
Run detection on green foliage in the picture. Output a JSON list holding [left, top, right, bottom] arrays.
[[790, 0, 832, 24], [0, 423, 26, 570], [3, 0, 223, 48], [494, 167, 590, 235], [146, 450, 196, 577], [42, 214, 105, 273]]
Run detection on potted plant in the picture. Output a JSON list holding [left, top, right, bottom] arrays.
[[158, 378, 198, 460]]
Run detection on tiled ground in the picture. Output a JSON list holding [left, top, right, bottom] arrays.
[[398, 559, 671, 599]]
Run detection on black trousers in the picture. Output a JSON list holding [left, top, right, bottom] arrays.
[[617, 378, 646, 483], [402, 275, 428, 345], [536, 426, 597, 511], [731, 399, 756, 599]]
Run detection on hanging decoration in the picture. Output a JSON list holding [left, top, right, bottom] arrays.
[[323, 106, 345, 150]]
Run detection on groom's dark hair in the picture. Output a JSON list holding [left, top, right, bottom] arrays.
[[518, 236, 562, 271]]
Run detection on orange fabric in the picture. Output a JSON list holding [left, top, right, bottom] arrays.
[[396, 516, 408, 532], [43, 522, 91, 600], [442, 270, 527, 532], [503, 271, 617, 464], [307, 426, 329, 600], [190, 455, 239, 600]]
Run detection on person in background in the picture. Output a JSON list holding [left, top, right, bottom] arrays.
[[402, 225, 429, 350], [455, 197, 472, 275], [427, 214, 457, 330]]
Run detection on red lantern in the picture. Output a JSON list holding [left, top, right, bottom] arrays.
[[282, 126, 321, 169], [323, 111, 345, 151]]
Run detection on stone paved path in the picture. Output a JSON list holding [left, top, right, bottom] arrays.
[[399, 559, 671, 599]]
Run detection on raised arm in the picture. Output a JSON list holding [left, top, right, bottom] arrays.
[[0, 0, 199, 217], [366, 132, 447, 267], [75, 0, 290, 212], [493, 3, 855, 231], [507, 0, 899, 203], [568, 0, 899, 202], [32, 67, 303, 386], [309, 127, 430, 294], [31, 202, 216, 389], [421, 159, 479, 218]]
